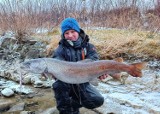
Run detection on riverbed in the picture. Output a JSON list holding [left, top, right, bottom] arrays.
[[0, 59, 160, 114]]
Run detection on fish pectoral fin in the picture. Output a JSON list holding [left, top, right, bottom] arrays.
[[77, 59, 94, 63]]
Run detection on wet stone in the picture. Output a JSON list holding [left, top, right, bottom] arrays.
[[8, 102, 25, 112], [1, 88, 14, 97], [0, 99, 14, 112]]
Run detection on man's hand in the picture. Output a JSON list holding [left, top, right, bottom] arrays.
[[98, 74, 109, 80]]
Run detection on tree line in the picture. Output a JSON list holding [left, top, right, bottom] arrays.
[[0, 0, 159, 35]]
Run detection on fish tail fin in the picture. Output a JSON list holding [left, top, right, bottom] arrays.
[[114, 57, 124, 63], [132, 62, 147, 70], [129, 62, 147, 77]]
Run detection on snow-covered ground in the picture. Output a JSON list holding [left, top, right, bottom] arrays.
[[95, 68, 160, 114]]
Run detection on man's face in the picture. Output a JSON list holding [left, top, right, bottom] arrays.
[[64, 30, 79, 41]]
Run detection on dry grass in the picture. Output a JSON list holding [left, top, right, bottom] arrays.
[[33, 29, 160, 59], [45, 35, 60, 56], [84, 29, 160, 59]]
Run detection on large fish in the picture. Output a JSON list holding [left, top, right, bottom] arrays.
[[20, 58, 147, 84]]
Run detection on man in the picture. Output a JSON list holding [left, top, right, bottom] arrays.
[[52, 17, 107, 114]]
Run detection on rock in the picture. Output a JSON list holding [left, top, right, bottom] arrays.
[[0, 70, 5, 76], [30, 74, 52, 88], [42, 79, 55, 88], [25, 49, 41, 59], [0, 36, 17, 48], [37, 107, 59, 114], [80, 107, 97, 114], [21, 75, 31, 84], [0, 99, 14, 112], [147, 104, 160, 114], [34, 80, 44, 88], [10, 85, 33, 94], [30, 74, 41, 83], [0, 80, 6, 87], [8, 102, 25, 112], [21, 39, 37, 45], [106, 80, 122, 86], [36, 107, 98, 114], [1, 88, 14, 97], [20, 111, 35, 114]]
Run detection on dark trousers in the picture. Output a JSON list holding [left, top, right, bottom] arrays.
[[52, 80, 104, 114]]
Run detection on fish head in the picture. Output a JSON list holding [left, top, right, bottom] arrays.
[[20, 59, 46, 74]]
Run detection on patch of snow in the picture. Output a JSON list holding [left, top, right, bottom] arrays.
[[10, 85, 33, 94], [108, 93, 144, 108], [33, 28, 49, 34]]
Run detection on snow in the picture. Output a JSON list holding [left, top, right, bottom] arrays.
[[95, 71, 160, 114]]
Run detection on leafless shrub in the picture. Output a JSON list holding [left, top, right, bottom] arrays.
[[0, 0, 159, 41], [0, 0, 54, 42], [145, 3, 160, 32], [104, 7, 142, 29]]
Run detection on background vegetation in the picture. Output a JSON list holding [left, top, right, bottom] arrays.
[[0, 0, 159, 33]]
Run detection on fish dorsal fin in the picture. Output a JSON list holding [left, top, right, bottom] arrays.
[[132, 62, 147, 70], [77, 59, 94, 63], [113, 57, 123, 63]]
